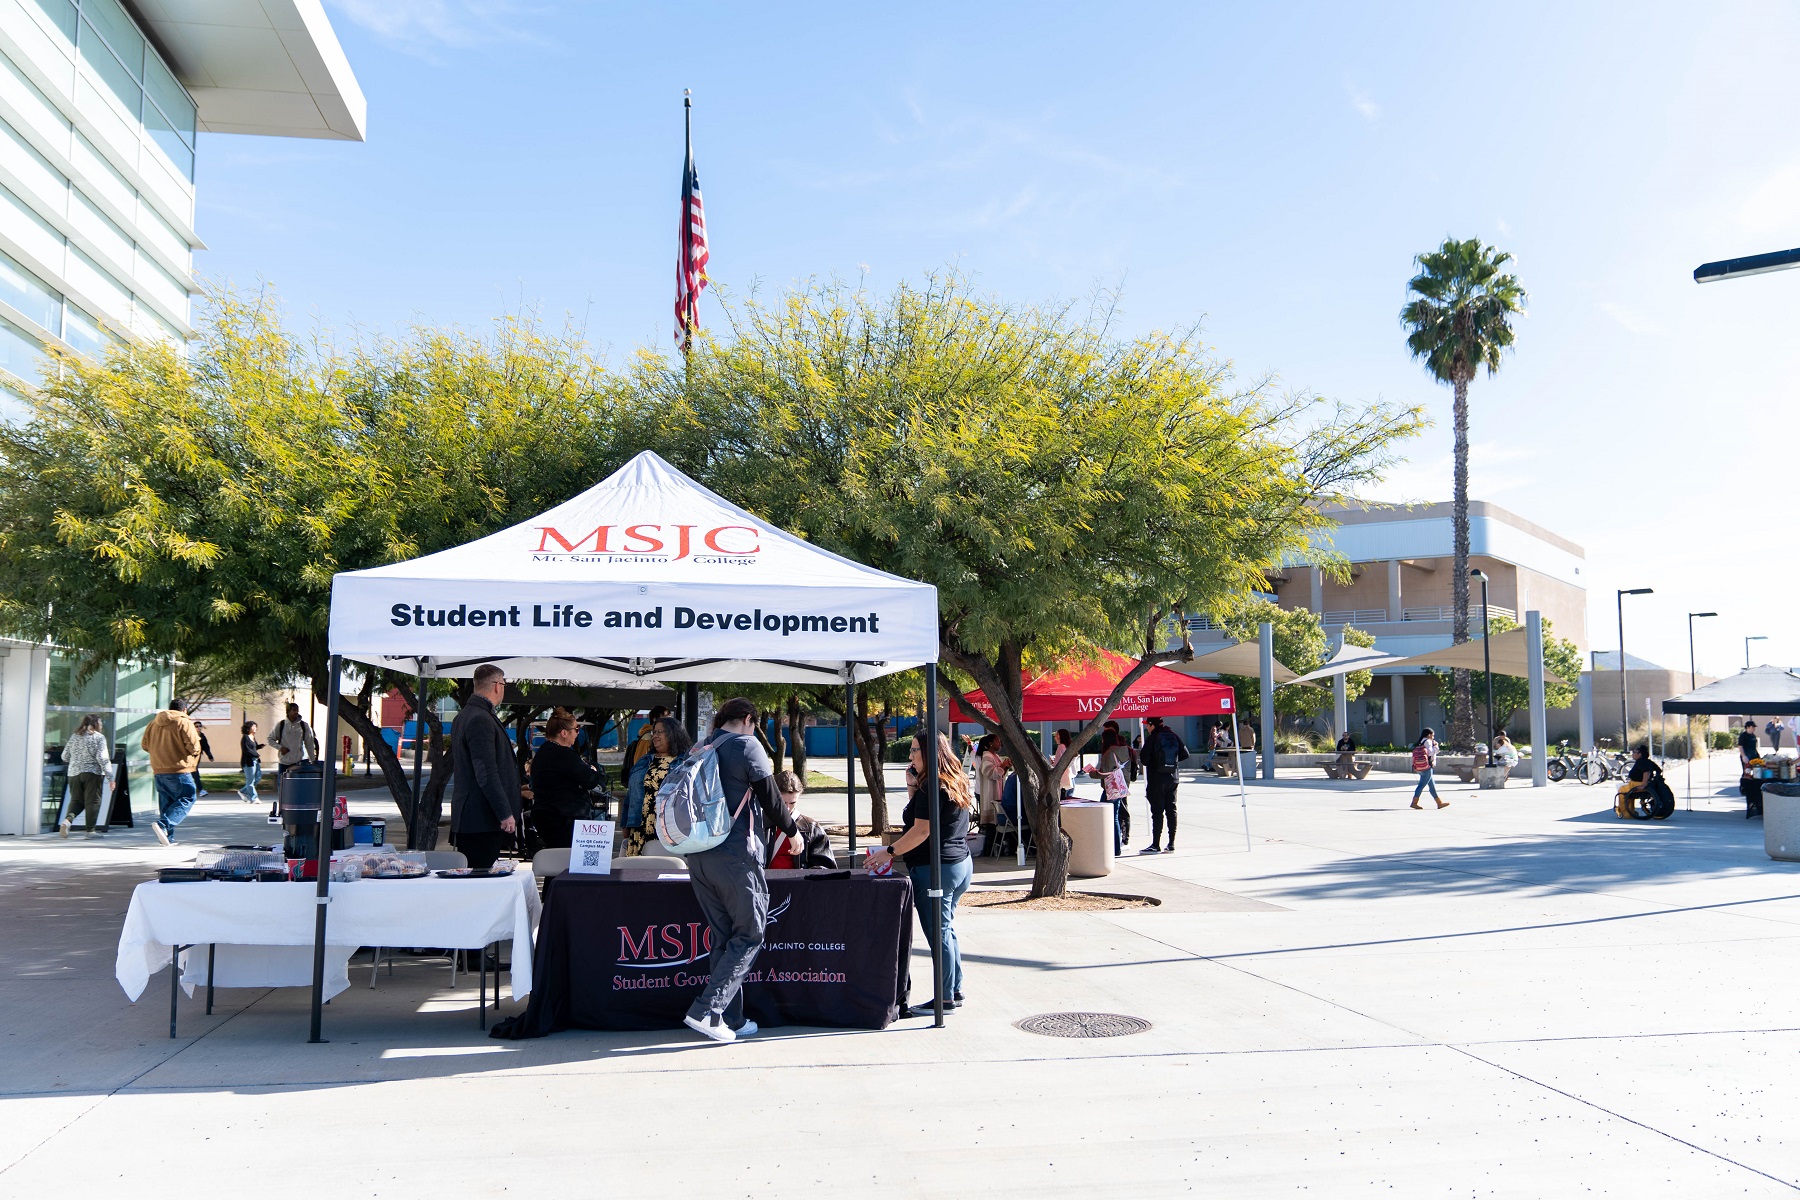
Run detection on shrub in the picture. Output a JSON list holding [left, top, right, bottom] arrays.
[[1712, 730, 1735, 751]]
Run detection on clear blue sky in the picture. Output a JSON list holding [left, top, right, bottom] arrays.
[[195, 0, 1800, 678]]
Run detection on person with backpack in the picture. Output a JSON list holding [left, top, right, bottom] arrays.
[[1088, 727, 1133, 854], [680, 697, 800, 1044], [1140, 716, 1189, 853], [1410, 728, 1447, 810], [141, 698, 203, 845]]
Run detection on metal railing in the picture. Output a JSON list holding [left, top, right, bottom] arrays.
[[1401, 605, 1516, 623], [1320, 608, 1389, 625]]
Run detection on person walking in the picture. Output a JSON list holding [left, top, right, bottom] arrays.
[[189, 722, 215, 797], [1140, 715, 1189, 853], [681, 697, 800, 1044], [975, 735, 1007, 844], [1766, 719, 1782, 753], [868, 731, 975, 1016], [624, 716, 690, 855], [1410, 728, 1448, 810], [237, 720, 264, 804], [60, 714, 110, 838], [1088, 726, 1132, 854], [142, 698, 203, 845], [449, 663, 523, 869], [268, 702, 319, 818]]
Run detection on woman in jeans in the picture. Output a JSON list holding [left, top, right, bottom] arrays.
[[59, 714, 110, 837], [1088, 727, 1132, 853], [867, 731, 975, 1015], [238, 721, 264, 804], [1411, 727, 1448, 810]]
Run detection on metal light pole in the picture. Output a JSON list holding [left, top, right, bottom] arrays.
[[1695, 247, 1800, 283], [1746, 635, 1768, 670], [1471, 570, 1494, 749], [1687, 613, 1717, 811], [1618, 588, 1653, 751]]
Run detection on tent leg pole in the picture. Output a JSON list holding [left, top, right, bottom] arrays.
[[925, 670, 944, 1028], [1232, 712, 1250, 852], [845, 682, 857, 860], [309, 654, 344, 1044], [410, 665, 427, 849]]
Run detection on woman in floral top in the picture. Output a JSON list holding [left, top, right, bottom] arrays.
[[624, 716, 692, 855], [60, 714, 111, 837]]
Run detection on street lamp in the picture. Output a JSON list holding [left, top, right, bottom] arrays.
[[1618, 588, 1653, 750], [1688, 613, 1717, 691], [1746, 635, 1768, 670], [1695, 247, 1800, 283], [1471, 569, 1494, 750]]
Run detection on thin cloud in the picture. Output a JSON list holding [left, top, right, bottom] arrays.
[[324, 0, 546, 55], [1345, 82, 1379, 121], [1599, 301, 1667, 336]]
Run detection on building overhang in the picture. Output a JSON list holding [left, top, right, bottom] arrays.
[[129, 0, 366, 141]]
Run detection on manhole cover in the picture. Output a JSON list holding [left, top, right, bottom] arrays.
[[1014, 1011, 1152, 1038]]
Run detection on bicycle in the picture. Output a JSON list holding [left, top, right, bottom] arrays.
[[1546, 739, 1582, 783], [1578, 743, 1632, 786]]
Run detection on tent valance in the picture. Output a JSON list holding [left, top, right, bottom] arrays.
[[1385, 628, 1567, 686], [949, 650, 1236, 723], [1662, 665, 1800, 715]]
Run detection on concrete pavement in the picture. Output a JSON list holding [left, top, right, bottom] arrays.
[[3, 766, 1798, 1196]]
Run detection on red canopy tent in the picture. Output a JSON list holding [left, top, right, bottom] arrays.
[[950, 650, 1236, 722]]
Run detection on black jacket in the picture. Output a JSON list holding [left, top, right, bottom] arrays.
[[530, 741, 603, 819], [451, 695, 522, 833], [769, 812, 837, 869], [1144, 727, 1190, 773]]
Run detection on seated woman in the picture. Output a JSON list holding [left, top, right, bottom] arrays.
[[766, 770, 837, 869], [1334, 732, 1357, 774], [624, 716, 691, 854], [528, 712, 603, 849], [1491, 732, 1520, 771]]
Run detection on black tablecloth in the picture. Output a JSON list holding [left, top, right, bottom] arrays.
[[493, 870, 913, 1038]]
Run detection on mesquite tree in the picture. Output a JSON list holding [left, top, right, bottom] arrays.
[[633, 273, 1425, 896]]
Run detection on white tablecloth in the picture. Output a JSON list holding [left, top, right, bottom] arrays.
[[115, 871, 541, 1003]]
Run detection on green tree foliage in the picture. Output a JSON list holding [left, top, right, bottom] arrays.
[[1401, 239, 1527, 751], [0, 290, 633, 842], [632, 273, 1424, 895], [1428, 615, 1581, 739], [1217, 600, 1375, 721]]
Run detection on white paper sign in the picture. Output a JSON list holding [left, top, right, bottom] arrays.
[[569, 819, 615, 874]]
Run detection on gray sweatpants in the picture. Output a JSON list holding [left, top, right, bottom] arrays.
[[685, 838, 769, 1030]]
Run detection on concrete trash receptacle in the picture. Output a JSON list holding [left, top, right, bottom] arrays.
[[1764, 784, 1800, 861], [1476, 765, 1510, 790], [1060, 802, 1113, 878]]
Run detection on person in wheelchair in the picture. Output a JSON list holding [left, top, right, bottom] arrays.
[[1615, 745, 1666, 819]]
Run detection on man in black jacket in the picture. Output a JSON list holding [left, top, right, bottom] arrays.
[[451, 663, 522, 869], [1141, 716, 1189, 854]]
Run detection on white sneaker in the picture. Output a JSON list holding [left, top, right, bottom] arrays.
[[197, 789, 210, 798], [683, 1013, 736, 1043], [58, 819, 70, 839], [734, 1020, 759, 1039], [153, 823, 170, 847]]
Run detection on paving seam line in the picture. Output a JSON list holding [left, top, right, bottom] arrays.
[[1446, 1042, 1800, 1192], [0, 984, 277, 1179]]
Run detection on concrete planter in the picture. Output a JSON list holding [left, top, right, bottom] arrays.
[[1476, 765, 1510, 790], [1766, 788, 1800, 861]]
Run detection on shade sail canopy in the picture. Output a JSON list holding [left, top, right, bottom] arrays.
[[1283, 641, 1408, 687], [950, 650, 1236, 722], [1162, 641, 1302, 684], [1662, 666, 1800, 715], [1385, 627, 1567, 686], [328, 451, 938, 684]]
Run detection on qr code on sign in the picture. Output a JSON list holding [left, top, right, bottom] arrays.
[[581, 850, 600, 868]]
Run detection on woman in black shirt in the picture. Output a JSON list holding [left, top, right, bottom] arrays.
[[528, 714, 603, 849], [867, 731, 974, 1015]]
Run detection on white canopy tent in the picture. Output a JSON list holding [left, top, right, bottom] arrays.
[[304, 451, 948, 1039]]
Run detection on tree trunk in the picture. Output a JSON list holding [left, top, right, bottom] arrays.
[[787, 694, 808, 781], [394, 678, 462, 850], [1449, 371, 1476, 753], [851, 689, 889, 835], [769, 709, 787, 773], [333, 695, 415, 830]]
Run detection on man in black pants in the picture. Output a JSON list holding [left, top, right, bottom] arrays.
[[1141, 716, 1189, 854], [450, 663, 521, 868]]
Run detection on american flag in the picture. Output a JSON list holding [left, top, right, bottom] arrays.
[[675, 92, 710, 354]]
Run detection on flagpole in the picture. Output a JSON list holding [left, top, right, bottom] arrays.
[[681, 89, 692, 363]]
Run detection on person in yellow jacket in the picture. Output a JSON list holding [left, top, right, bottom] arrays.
[[141, 698, 203, 845]]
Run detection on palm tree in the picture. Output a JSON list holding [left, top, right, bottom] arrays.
[[1401, 238, 1526, 752]]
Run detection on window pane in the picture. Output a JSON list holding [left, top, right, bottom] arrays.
[[62, 302, 105, 358], [142, 100, 194, 181], [0, 248, 62, 335], [142, 55, 195, 145], [26, 0, 77, 41], [77, 19, 140, 118], [81, 0, 144, 82], [0, 314, 46, 386]]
